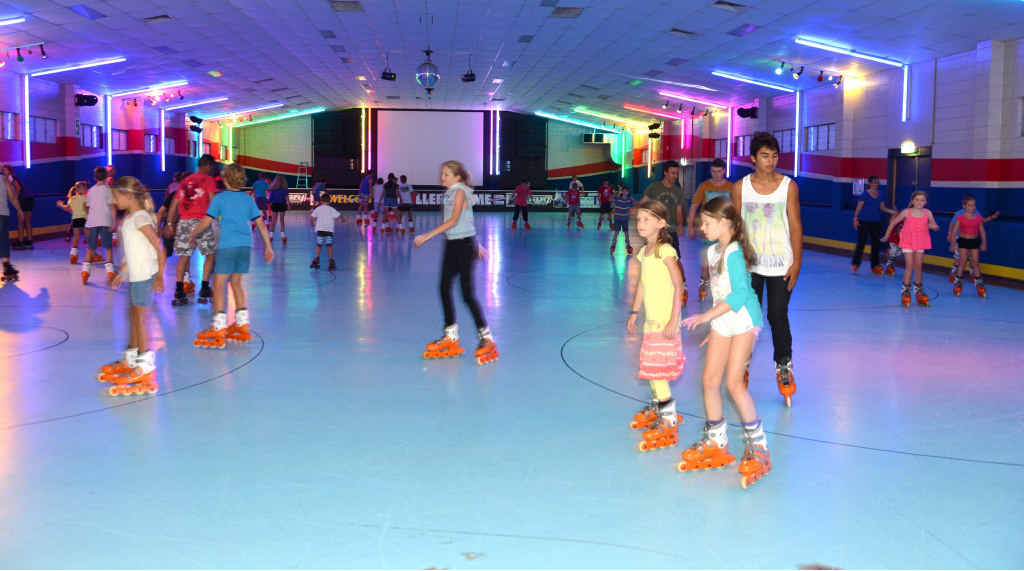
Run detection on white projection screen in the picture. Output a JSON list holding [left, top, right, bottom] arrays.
[[376, 110, 484, 187]]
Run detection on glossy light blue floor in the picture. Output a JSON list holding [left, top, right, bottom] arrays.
[[1, 211, 1022, 569]]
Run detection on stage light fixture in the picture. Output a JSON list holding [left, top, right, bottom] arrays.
[[40, 45, 47, 59], [661, 100, 669, 109], [833, 75, 843, 88], [817, 70, 824, 82], [792, 65, 804, 79], [381, 53, 396, 81], [16, 48, 23, 62], [775, 61, 785, 75]]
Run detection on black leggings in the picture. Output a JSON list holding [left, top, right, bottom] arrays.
[[751, 273, 793, 365], [852, 221, 882, 268], [513, 205, 529, 222], [440, 237, 487, 330]]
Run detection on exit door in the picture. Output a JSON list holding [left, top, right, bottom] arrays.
[[887, 147, 932, 209]]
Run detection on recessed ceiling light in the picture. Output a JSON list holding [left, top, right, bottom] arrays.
[[356, 75, 367, 81], [492, 78, 504, 84]]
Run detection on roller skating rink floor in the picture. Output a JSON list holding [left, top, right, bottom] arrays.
[[1, 211, 1022, 569]]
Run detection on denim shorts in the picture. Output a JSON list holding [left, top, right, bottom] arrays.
[[316, 231, 334, 246], [129, 277, 155, 307], [214, 246, 251, 275], [87, 226, 113, 250]]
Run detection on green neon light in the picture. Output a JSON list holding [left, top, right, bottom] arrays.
[[628, 80, 643, 86], [234, 106, 327, 128], [572, 106, 646, 129], [535, 111, 621, 133]]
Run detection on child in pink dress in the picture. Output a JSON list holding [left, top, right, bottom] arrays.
[[882, 190, 939, 307]]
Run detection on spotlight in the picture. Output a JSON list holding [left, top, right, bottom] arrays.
[[775, 61, 785, 75], [791, 65, 804, 79], [461, 55, 476, 82], [381, 53, 396, 81], [833, 75, 843, 88], [736, 106, 758, 119], [827, 74, 834, 81], [189, 125, 203, 134], [178, 89, 184, 100], [648, 122, 661, 131], [678, 104, 684, 112], [661, 100, 669, 110], [189, 115, 203, 125], [16, 48, 23, 62], [648, 132, 661, 139], [817, 70, 824, 82], [74, 94, 99, 106], [40, 44, 47, 59]]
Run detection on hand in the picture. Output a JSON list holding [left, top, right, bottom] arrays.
[[687, 226, 696, 239], [162, 225, 175, 239], [681, 313, 705, 330], [16, 210, 23, 222], [662, 318, 679, 340], [477, 246, 488, 260], [784, 262, 801, 292], [949, 243, 956, 253], [853, 219, 859, 230], [111, 273, 124, 288], [264, 248, 275, 262], [881, 233, 889, 242], [153, 275, 165, 294], [981, 243, 987, 252], [990, 211, 1000, 221], [626, 314, 637, 334], [413, 234, 429, 248]]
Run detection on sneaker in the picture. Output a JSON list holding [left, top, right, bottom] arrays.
[[512, 222, 517, 229], [524, 223, 531, 230], [328, 259, 336, 271]]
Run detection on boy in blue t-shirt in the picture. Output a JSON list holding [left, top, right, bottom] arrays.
[[610, 184, 635, 255], [188, 164, 274, 349]]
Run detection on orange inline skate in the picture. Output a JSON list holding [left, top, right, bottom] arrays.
[[776, 360, 796, 407], [677, 420, 734, 472], [423, 326, 465, 359]]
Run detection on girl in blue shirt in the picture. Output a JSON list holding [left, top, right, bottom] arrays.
[[680, 196, 770, 489]]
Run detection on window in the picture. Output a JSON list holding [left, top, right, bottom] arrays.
[[0, 112, 17, 141], [188, 138, 197, 157], [145, 134, 157, 153], [713, 138, 727, 160], [772, 128, 795, 153], [164, 137, 175, 155], [804, 123, 836, 152], [733, 134, 751, 157], [202, 142, 211, 156], [80, 124, 102, 148], [111, 129, 128, 151], [30, 116, 57, 144]]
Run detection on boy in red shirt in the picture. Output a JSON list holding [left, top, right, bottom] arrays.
[[596, 179, 613, 230], [165, 154, 219, 305], [512, 180, 531, 229], [566, 175, 583, 229]]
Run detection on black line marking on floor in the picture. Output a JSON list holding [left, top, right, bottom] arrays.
[[0, 326, 71, 358], [3, 333, 265, 431], [560, 325, 1024, 468]]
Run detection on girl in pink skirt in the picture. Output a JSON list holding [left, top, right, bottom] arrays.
[[883, 190, 939, 307], [627, 199, 685, 452]]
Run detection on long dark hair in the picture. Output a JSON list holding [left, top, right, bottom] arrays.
[[702, 196, 756, 273], [635, 199, 673, 258]]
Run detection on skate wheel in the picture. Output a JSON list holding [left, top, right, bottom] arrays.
[[741, 476, 750, 489], [637, 441, 649, 452], [108, 386, 120, 396]]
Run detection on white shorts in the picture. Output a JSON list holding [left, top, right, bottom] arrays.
[[902, 248, 925, 254], [710, 306, 761, 338]]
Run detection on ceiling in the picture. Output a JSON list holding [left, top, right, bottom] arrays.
[[1, 0, 1023, 123]]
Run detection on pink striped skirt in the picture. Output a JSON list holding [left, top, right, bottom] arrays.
[[637, 332, 685, 381]]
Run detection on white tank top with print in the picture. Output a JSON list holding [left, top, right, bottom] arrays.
[[740, 174, 793, 277]]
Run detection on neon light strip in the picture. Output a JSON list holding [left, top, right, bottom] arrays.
[[0, 17, 26, 26], [233, 106, 325, 128], [104, 94, 112, 165], [657, 90, 728, 110], [495, 109, 500, 176], [572, 106, 647, 129], [534, 111, 621, 133], [621, 132, 627, 178], [164, 96, 229, 111], [159, 108, 165, 172], [489, 110, 495, 175], [30, 56, 127, 77], [712, 71, 794, 92], [647, 135, 653, 178], [794, 36, 903, 67], [227, 124, 233, 163], [901, 65, 909, 123], [360, 107, 365, 172], [367, 108, 372, 171], [621, 103, 687, 121], [794, 91, 801, 177], [726, 107, 732, 178], [22, 75, 29, 169], [202, 103, 284, 121], [109, 79, 188, 98]]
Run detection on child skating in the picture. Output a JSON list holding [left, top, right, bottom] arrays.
[[381, 173, 400, 233], [190, 164, 274, 349], [356, 171, 373, 226], [511, 179, 531, 229], [310, 193, 342, 270], [679, 196, 770, 488], [687, 158, 732, 300], [596, 179, 613, 230], [626, 199, 685, 452], [609, 184, 634, 255], [948, 201, 998, 284], [882, 190, 939, 307], [56, 181, 88, 264], [82, 167, 117, 284], [398, 175, 415, 233], [414, 160, 498, 365], [566, 175, 583, 229], [98, 177, 166, 396], [948, 195, 988, 297]]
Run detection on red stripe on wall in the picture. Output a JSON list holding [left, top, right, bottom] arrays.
[[237, 155, 301, 173], [931, 158, 1024, 182]]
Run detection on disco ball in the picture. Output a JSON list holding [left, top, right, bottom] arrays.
[[416, 60, 440, 91]]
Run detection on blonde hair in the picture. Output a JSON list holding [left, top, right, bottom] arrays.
[[269, 174, 288, 190], [67, 180, 88, 199], [111, 176, 155, 215], [701, 196, 756, 274], [441, 160, 471, 186], [221, 163, 247, 189], [635, 199, 673, 258]]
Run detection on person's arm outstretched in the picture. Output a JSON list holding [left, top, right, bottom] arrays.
[[413, 187, 466, 248], [882, 209, 908, 242]]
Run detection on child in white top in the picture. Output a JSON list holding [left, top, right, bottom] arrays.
[[398, 175, 415, 233], [98, 177, 166, 396], [310, 193, 343, 270], [82, 166, 117, 284]]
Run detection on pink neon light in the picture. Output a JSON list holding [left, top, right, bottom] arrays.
[[623, 103, 686, 121], [657, 90, 728, 109]]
